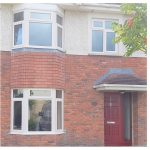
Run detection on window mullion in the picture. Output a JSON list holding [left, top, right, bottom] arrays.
[[52, 89, 56, 132], [52, 13, 57, 48], [103, 30, 106, 52], [22, 89, 29, 133]]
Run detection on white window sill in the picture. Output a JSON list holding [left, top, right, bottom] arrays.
[[10, 130, 65, 135], [12, 46, 65, 53], [88, 51, 119, 56]]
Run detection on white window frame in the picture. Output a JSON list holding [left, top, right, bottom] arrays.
[[56, 14, 63, 51], [91, 19, 119, 54], [11, 88, 64, 135], [12, 9, 64, 51], [13, 11, 24, 49]]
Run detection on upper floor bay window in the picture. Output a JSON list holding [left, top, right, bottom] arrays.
[[13, 10, 63, 50], [11, 89, 64, 134], [92, 19, 117, 53]]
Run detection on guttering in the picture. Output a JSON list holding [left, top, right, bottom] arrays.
[[93, 84, 147, 91]]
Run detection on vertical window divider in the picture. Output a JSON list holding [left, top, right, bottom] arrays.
[[51, 89, 56, 132], [22, 89, 29, 133]]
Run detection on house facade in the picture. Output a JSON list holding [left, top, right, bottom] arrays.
[[0, 3, 147, 146]]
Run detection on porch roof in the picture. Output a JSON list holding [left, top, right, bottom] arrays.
[[93, 68, 147, 91]]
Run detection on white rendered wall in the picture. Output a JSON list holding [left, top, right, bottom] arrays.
[[64, 10, 146, 57], [0, 4, 13, 51], [0, 4, 146, 57]]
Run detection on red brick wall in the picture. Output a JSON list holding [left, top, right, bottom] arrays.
[[132, 92, 147, 146], [0, 51, 147, 146], [11, 51, 65, 89], [0, 52, 11, 145]]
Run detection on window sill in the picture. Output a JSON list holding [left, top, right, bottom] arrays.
[[10, 130, 65, 135], [12, 47, 65, 53], [88, 51, 119, 56]]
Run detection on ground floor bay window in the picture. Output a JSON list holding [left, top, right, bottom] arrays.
[[11, 89, 64, 134]]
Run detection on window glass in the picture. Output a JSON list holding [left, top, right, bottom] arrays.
[[92, 30, 103, 52], [105, 21, 113, 29], [57, 27, 62, 48], [29, 23, 52, 46], [93, 21, 103, 28], [31, 12, 51, 20], [57, 15, 63, 25], [13, 101, 22, 130], [106, 32, 115, 51], [14, 24, 22, 45], [30, 90, 51, 97], [57, 101, 62, 129], [13, 89, 23, 98], [56, 90, 62, 98], [14, 12, 24, 22], [28, 100, 51, 131]]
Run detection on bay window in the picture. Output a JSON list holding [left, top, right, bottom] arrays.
[[13, 10, 63, 50], [11, 89, 64, 134], [92, 19, 117, 53]]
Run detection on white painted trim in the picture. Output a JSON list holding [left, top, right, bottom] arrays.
[[11, 88, 64, 135], [93, 84, 147, 91], [10, 131, 65, 135]]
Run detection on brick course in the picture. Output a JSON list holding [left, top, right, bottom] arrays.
[[0, 51, 147, 146]]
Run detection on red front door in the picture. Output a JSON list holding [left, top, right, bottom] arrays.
[[104, 92, 132, 146]]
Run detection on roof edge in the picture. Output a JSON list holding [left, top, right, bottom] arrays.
[[93, 84, 147, 91]]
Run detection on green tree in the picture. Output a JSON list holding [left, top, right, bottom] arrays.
[[112, 3, 147, 56]]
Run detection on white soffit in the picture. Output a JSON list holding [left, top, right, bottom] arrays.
[[93, 84, 147, 91]]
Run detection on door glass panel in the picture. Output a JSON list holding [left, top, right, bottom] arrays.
[[123, 93, 131, 140], [28, 100, 51, 131]]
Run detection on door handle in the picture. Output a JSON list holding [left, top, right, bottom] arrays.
[[107, 121, 115, 124]]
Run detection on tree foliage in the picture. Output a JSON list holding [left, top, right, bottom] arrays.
[[112, 3, 147, 56]]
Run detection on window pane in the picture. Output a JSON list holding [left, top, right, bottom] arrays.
[[56, 90, 62, 98], [14, 12, 24, 22], [14, 24, 22, 45], [57, 101, 62, 129], [30, 90, 51, 97], [105, 21, 113, 29], [28, 100, 51, 131], [57, 27, 62, 48], [29, 23, 52, 46], [13, 89, 23, 98], [13, 101, 22, 130], [93, 21, 103, 28], [92, 30, 103, 52], [106, 32, 115, 51], [57, 15, 63, 25], [31, 12, 51, 20]]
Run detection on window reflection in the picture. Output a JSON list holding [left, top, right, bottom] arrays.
[[92, 30, 103, 52], [13, 101, 22, 130], [14, 24, 22, 45], [28, 100, 51, 131], [106, 32, 115, 51], [29, 23, 52, 46]]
